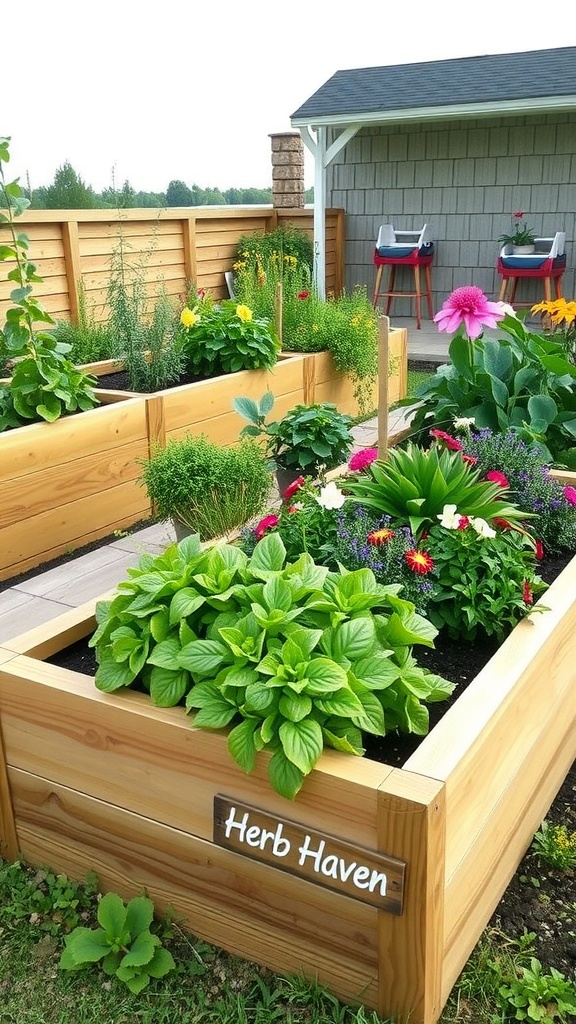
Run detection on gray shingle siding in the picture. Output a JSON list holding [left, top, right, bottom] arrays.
[[330, 113, 576, 310]]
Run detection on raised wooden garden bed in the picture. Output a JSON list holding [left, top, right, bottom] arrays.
[[0, 393, 153, 581], [0, 547, 574, 1024]]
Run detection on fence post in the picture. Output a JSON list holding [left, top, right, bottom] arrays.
[[377, 315, 390, 461]]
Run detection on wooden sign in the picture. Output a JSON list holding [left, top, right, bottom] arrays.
[[213, 795, 406, 913]]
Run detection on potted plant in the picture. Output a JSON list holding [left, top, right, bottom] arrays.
[[232, 391, 354, 492], [138, 434, 272, 541], [498, 210, 537, 254]]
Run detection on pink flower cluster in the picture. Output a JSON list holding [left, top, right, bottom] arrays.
[[349, 447, 379, 471]]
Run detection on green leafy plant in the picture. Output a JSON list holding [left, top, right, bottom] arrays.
[[494, 956, 576, 1021], [178, 298, 280, 377], [344, 442, 528, 540], [106, 226, 185, 392], [139, 434, 272, 540], [399, 312, 576, 466], [424, 519, 546, 641], [52, 279, 114, 364], [531, 821, 576, 872], [60, 891, 176, 993], [233, 391, 354, 474], [0, 137, 100, 430], [0, 860, 99, 936], [90, 532, 453, 800], [498, 210, 537, 248]]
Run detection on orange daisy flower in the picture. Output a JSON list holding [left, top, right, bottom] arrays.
[[367, 528, 395, 545], [405, 549, 435, 574]]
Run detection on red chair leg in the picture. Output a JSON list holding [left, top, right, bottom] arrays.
[[424, 264, 434, 319], [413, 265, 422, 329]]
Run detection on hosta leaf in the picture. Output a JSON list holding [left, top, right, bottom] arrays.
[[169, 588, 205, 625], [331, 616, 376, 660], [268, 749, 305, 800], [149, 666, 190, 706], [228, 718, 258, 772], [279, 718, 323, 774]]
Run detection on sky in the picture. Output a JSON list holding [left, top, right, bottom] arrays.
[[6, 0, 576, 196]]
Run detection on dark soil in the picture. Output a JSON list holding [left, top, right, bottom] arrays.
[[95, 369, 208, 392], [28, 547, 576, 984]]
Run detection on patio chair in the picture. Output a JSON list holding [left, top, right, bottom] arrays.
[[497, 231, 567, 305], [372, 224, 435, 329]]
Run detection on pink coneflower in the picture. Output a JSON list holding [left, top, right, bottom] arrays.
[[434, 286, 506, 340], [282, 476, 305, 501], [486, 470, 510, 489], [254, 514, 279, 539], [349, 447, 379, 472], [563, 485, 576, 506], [430, 428, 463, 451]]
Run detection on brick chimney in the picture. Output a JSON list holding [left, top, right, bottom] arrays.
[[270, 132, 305, 208]]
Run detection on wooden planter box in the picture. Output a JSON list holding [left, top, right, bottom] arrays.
[[0, 550, 574, 1024], [0, 393, 154, 581]]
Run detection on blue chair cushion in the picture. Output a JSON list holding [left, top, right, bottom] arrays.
[[377, 245, 416, 258], [500, 255, 550, 270]]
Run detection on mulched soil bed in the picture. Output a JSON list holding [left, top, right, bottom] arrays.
[[95, 369, 209, 391]]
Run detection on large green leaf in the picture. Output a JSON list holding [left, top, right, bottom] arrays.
[[119, 930, 158, 967], [228, 719, 258, 772], [279, 718, 323, 774], [97, 892, 128, 941], [149, 667, 190, 706], [267, 749, 305, 800], [178, 638, 228, 676], [124, 897, 154, 939]]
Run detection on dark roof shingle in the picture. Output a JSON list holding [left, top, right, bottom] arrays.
[[291, 46, 576, 121]]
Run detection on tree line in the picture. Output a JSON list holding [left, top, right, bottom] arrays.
[[23, 161, 314, 209]]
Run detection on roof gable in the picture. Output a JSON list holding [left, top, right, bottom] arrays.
[[291, 46, 576, 122]]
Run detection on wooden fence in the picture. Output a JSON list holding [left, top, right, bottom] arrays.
[[0, 207, 345, 324]]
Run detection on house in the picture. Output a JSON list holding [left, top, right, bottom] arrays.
[[290, 46, 576, 311]]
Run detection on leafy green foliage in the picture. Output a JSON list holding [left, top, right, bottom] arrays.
[[234, 225, 314, 280], [345, 443, 528, 540], [178, 299, 280, 376], [234, 391, 354, 474], [531, 821, 576, 872], [60, 892, 176, 993], [0, 860, 99, 936], [52, 280, 114, 364], [399, 314, 576, 466], [425, 523, 546, 642], [139, 434, 272, 540], [90, 532, 452, 800], [494, 956, 576, 1021], [105, 229, 185, 392], [0, 137, 100, 430]]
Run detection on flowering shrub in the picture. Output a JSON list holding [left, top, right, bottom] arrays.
[[178, 298, 280, 376], [349, 447, 379, 472], [425, 513, 546, 642], [401, 287, 576, 466], [459, 428, 576, 553]]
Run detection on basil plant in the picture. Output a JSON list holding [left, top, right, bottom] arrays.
[[91, 533, 453, 800]]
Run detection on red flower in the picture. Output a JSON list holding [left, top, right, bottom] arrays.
[[405, 549, 435, 575], [462, 454, 478, 466], [297, 290, 310, 299], [254, 514, 279, 539], [513, 210, 524, 220], [522, 580, 533, 605], [197, 288, 206, 298], [486, 470, 510, 488], [493, 517, 512, 530], [367, 528, 395, 546], [457, 515, 471, 530], [429, 428, 463, 452], [535, 539, 544, 560], [563, 485, 576, 506], [282, 476, 305, 501]]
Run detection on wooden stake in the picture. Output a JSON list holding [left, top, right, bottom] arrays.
[[377, 315, 389, 461]]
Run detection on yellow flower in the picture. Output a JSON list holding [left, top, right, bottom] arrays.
[[180, 307, 199, 328], [236, 304, 253, 322]]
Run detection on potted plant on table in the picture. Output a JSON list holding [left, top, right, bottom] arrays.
[[232, 391, 354, 493], [498, 210, 537, 254]]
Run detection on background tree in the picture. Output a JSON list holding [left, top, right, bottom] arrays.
[[43, 161, 96, 209], [166, 179, 194, 206]]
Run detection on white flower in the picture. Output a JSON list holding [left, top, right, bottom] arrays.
[[437, 504, 461, 529], [497, 301, 518, 318], [315, 481, 346, 510], [453, 416, 475, 430], [471, 517, 496, 539]]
